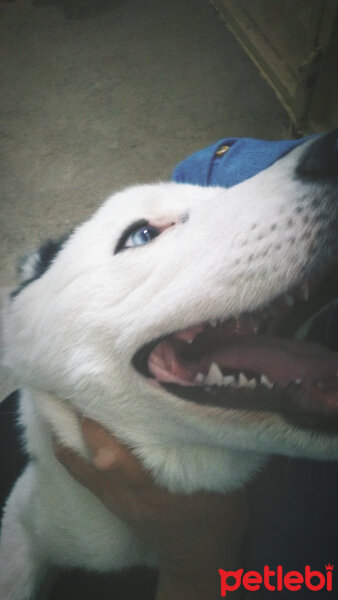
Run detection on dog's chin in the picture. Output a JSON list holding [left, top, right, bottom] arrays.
[[133, 263, 338, 436]]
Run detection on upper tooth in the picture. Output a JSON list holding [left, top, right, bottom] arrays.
[[260, 374, 274, 389], [299, 283, 310, 301], [204, 362, 223, 385], [284, 294, 294, 307], [260, 307, 270, 319], [209, 319, 218, 328], [294, 317, 313, 340]]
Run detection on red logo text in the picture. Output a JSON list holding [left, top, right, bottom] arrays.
[[219, 564, 334, 595]]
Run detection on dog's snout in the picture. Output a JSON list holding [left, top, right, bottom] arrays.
[[296, 129, 338, 179]]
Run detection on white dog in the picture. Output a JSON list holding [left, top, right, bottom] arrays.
[[1, 132, 337, 599]]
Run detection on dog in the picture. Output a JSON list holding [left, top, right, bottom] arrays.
[[0, 131, 337, 599]]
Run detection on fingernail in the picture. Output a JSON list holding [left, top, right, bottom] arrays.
[[93, 448, 117, 471]]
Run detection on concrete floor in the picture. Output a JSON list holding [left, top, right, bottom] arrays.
[[1, 0, 290, 399]]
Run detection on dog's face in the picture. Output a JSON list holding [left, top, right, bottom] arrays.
[[3, 132, 338, 466]]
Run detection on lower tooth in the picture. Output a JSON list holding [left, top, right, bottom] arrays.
[[260, 375, 273, 389], [238, 372, 248, 388], [223, 375, 236, 387], [247, 378, 257, 389], [204, 362, 223, 385]]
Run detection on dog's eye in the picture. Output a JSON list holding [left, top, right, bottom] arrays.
[[126, 225, 160, 247], [115, 221, 160, 253]]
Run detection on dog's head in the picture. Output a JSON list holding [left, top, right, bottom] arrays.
[[3, 132, 338, 470]]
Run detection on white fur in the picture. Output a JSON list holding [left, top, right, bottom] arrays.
[[1, 141, 337, 599]]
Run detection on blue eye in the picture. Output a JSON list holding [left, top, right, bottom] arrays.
[[126, 225, 160, 248], [115, 221, 160, 253]]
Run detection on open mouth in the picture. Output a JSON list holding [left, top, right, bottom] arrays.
[[133, 267, 338, 434]]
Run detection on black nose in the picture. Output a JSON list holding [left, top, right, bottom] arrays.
[[296, 129, 338, 178]]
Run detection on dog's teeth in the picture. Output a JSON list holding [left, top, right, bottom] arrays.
[[283, 293, 294, 307], [195, 372, 205, 383], [260, 307, 270, 319], [260, 374, 274, 389], [299, 283, 310, 301], [204, 362, 223, 385], [238, 372, 248, 388], [247, 378, 257, 389], [294, 317, 314, 340], [223, 375, 236, 387], [209, 319, 218, 328]]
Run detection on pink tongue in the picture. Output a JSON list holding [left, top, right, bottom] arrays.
[[148, 340, 198, 385], [208, 335, 338, 386]]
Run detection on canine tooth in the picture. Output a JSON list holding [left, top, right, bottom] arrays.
[[209, 319, 218, 328], [238, 372, 248, 388], [260, 375, 273, 389], [204, 362, 223, 385], [247, 378, 257, 389]]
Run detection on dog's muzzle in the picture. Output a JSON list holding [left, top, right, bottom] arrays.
[[133, 264, 338, 435]]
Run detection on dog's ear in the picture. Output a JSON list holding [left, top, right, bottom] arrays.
[[11, 232, 72, 298], [296, 129, 338, 178]]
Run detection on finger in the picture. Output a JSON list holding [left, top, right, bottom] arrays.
[[81, 418, 153, 483], [80, 418, 121, 468]]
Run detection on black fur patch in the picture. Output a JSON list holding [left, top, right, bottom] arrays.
[[11, 232, 72, 299], [296, 129, 338, 179]]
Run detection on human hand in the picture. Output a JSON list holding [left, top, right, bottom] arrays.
[[54, 418, 249, 599]]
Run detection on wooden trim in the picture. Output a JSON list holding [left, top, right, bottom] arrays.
[[210, 0, 338, 132]]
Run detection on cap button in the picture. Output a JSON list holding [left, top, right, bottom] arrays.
[[215, 145, 230, 157]]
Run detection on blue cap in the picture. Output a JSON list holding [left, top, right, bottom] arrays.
[[172, 136, 311, 188]]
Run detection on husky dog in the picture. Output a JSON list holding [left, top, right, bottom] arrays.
[[0, 132, 337, 599]]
